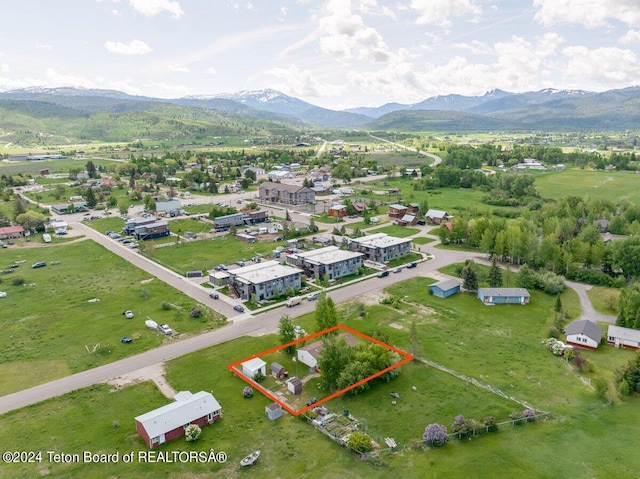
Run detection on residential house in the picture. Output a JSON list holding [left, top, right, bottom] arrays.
[[241, 357, 267, 379], [208, 271, 230, 287], [352, 202, 367, 215], [477, 288, 530, 305], [259, 183, 315, 206], [425, 209, 451, 224], [0, 225, 24, 240], [349, 233, 412, 263], [267, 170, 294, 181], [566, 320, 603, 350], [328, 204, 347, 218], [607, 325, 640, 349], [228, 260, 303, 302], [124, 217, 158, 235], [135, 391, 222, 448], [287, 246, 364, 281], [133, 220, 170, 241], [429, 279, 461, 298], [297, 334, 359, 369], [396, 214, 417, 226], [387, 204, 408, 219], [406, 203, 420, 215]]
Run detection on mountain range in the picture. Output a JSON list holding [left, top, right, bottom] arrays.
[[1, 85, 640, 137]]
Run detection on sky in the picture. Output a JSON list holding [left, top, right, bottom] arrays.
[[1, 0, 640, 109]]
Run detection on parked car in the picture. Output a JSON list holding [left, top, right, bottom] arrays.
[[123, 310, 134, 319], [233, 304, 245, 313], [209, 292, 219, 299], [307, 291, 320, 301], [307, 397, 318, 406], [31, 261, 47, 269], [120, 337, 132, 344], [393, 267, 402, 273], [158, 323, 173, 335], [406, 262, 418, 269], [377, 270, 389, 278], [236, 261, 245, 267]]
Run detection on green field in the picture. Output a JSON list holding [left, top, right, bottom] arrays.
[[534, 169, 640, 203], [146, 235, 282, 275], [365, 224, 421, 238], [1, 274, 639, 478], [0, 240, 225, 395]]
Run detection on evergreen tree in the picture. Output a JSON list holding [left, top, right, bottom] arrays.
[[461, 262, 478, 292], [488, 255, 503, 287], [85, 187, 97, 208], [314, 292, 338, 332], [554, 295, 563, 313]]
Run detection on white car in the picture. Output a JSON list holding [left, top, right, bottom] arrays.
[[0, 291, 6, 298], [158, 323, 173, 335], [123, 310, 134, 319]]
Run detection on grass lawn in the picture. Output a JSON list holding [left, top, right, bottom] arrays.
[[587, 286, 619, 315], [534, 169, 640, 204], [412, 236, 435, 245], [3, 278, 640, 478], [167, 218, 212, 235], [0, 240, 225, 395], [365, 224, 421, 238], [146, 235, 282, 275]]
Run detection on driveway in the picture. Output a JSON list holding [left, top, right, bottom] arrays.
[[566, 280, 616, 324]]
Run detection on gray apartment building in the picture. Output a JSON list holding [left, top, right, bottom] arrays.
[[287, 246, 364, 281], [349, 233, 412, 263], [228, 260, 303, 302]]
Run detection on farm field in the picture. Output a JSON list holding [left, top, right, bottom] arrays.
[[1, 275, 639, 478], [0, 240, 225, 395]]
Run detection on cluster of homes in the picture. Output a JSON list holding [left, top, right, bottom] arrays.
[[209, 233, 412, 302]]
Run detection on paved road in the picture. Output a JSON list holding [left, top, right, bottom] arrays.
[[0, 235, 471, 415], [566, 280, 617, 324]]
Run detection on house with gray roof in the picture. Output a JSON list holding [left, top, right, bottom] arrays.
[[606, 325, 640, 350], [429, 278, 461, 298], [566, 319, 603, 350], [477, 288, 530, 305]]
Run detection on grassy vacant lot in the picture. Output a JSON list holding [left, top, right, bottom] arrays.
[[146, 235, 282, 275], [534, 169, 640, 204], [0, 240, 225, 395], [2, 274, 640, 478], [365, 224, 421, 238], [587, 286, 619, 315]]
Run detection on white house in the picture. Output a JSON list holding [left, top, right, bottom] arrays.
[[297, 334, 358, 369], [241, 357, 267, 379], [565, 320, 603, 350], [607, 325, 640, 349]]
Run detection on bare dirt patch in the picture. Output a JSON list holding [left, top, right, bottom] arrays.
[[105, 362, 176, 398], [140, 278, 155, 284]]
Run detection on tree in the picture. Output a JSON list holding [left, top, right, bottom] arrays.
[[85, 187, 97, 208], [53, 184, 66, 200], [554, 295, 563, 314], [423, 423, 448, 447], [278, 314, 296, 353], [488, 255, 503, 287], [516, 263, 536, 289], [13, 196, 28, 220], [16, 210, 48, 232], [347, 431, 372, 453], [309, 217, 318, 233], [85, 160, 97, 179], [461, 262, 478, 292], [285, 209, 291, 221], [314, 292, 338, 332]]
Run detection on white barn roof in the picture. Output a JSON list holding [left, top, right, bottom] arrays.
[[135, 391, 221, 439]]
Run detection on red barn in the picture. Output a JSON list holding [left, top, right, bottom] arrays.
[[135, 391, 222, 448]]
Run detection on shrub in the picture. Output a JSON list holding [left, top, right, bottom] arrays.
[[348, 431, 373, 453], [523, 408, 536, 423], [161, 302, 171, 310], [190, 307, 202, 318], [594, 377, 608, 399], [12, 277, 25, 286], [451, 415, 468, 439], [423, 423, 448, 447], [185, 424, 201, 442], [509, 411, 525, 425], [483, 416, 498, 432], [253, 370, 265, 383], [242, 386, 253, 398]]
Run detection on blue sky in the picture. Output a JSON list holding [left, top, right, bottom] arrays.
[[1, 0, 639, 109]]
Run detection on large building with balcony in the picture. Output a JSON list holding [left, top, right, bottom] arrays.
[[228, 260, 303, 302], [348, 233, 412, 263], [287, 246, 364, 281]]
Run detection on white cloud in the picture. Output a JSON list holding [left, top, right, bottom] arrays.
[[35, 43, 52, 50], [111, 9, 121, 16], [168, 64, 189, 72], [620, 29, 640, 44], [104, 39, 153, 55], [533, 0, 640, 28], [453, 40, 491, 55], [1, 63, 10, 73], [206, 67, 217, 75], [127, 0, 184, 19], [357, 0, 397, 19], [263, 64, 346, 99], [317, 0, 391, 63], [410, 0, 481, 29], [561, 46, 640, 88]]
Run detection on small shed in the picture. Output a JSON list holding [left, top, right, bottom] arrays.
[[477, 288, 530, 305], [265, 402, 283, 421], [241, 357, 266, 379], [236, 233, 257, 243], [209, 271, 230, 287], [270, 362, 288, 379], [429, 279, 461, 298], [566, 320, 603, 350], [287, 377, 303, 395]]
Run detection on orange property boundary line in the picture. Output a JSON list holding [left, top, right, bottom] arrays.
[[227, 324, 413, 416]]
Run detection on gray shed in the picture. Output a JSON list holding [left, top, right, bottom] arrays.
[[287, 377, 303, 395], [265, 402, 283, 421]]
